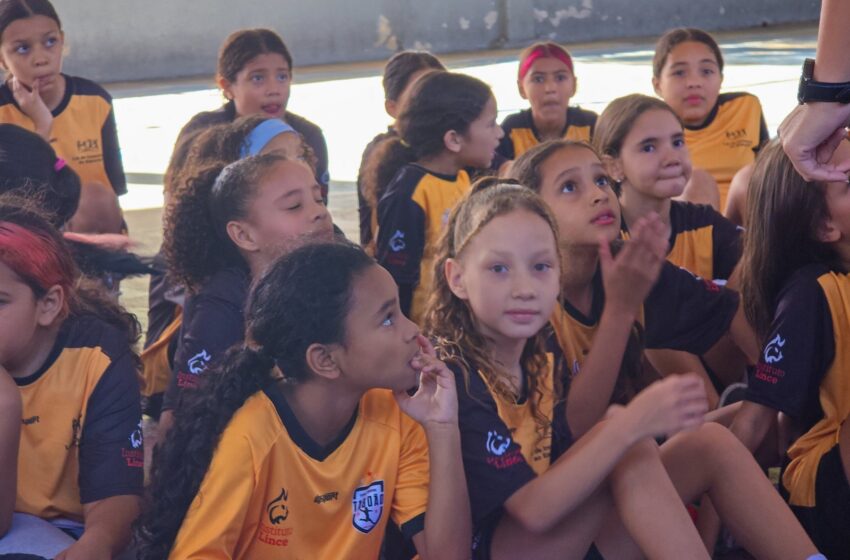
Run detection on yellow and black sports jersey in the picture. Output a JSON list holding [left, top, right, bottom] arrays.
[[0, 75, 126, 195], [14, 314, 143, 522], [621, 201, 742, 281], [549, 261, 739, 381], [375, 164, 470, 324], [496, 106, 598, 160], [685, 92, 768, 210], [170, 385, 429, 559], [448, 354, 572, 536], [743, 263, 850, 508]]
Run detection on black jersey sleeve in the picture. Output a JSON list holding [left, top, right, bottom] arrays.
[[78, 350, 143, 503], [644, 262, 739, 354], [745, 267, 834, 421], [100, 108, 127, 196], [451, 362, 537, 529], [161, 275, 247, 411], [710, 212, 743, 281], [375, 181, 426, 317]]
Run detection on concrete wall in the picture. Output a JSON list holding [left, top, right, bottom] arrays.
[[54, 0, 820, 83]]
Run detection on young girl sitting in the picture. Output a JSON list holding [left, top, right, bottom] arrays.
[[157, 154, 334, 433], [497, 42, 597, 163], [0, 0, 126, 233], [424, 180, 820, 559], [364, 70, 503, 323], [357, 50, 445, 250], [172, 28, 330, 199], [137, 241, 471, 559], [510, 140, 758, 437], [594, 94, 747, 404], [732, 139, 850, 559], [0, 198, 142, 559], [652, 27, 769, 216]]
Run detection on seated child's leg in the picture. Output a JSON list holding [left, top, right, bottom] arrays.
[[0, 513, 76, 557], [66, 181, 124, 234], [660, 423, 817, 559], [645, 349, 720, 409]]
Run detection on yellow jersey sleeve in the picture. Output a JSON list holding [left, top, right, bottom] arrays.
[[390, 412, 430, 538]]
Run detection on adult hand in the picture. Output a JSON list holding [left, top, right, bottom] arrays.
[[779, 102, 850, 182]]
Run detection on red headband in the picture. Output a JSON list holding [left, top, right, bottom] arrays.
[[519, 45, 574, 80]]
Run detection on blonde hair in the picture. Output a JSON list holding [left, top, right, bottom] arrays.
[[423, 177, 563, 438]]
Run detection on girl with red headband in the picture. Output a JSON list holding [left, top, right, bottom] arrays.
[[497, 42, 598, 164], [0, 199, 143, 559]]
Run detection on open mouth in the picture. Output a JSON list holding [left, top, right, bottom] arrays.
[[591, 210, 616, 226], [262, 104, 283, 115]]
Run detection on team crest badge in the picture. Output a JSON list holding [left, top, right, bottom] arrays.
[[352, 480, 384, 533]]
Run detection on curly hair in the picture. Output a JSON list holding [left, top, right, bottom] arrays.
[[362, 71, 492, 211], [510, 140, 652, 404], [423, 177, 562, 442], [165, 115, 316, 197], [135, 241, 374, 559], [163, 153, 285, 292], [0, 195, 140, 350]]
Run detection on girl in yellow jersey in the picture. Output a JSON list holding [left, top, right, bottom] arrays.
[[652, 27, 768, 215], [732, 140, 850, 558], [137, 242, 470, 560], [363, 71, 504, 324]]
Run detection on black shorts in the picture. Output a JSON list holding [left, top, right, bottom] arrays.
[[471, 512, 605, 560], [788, 444, 850, 559]]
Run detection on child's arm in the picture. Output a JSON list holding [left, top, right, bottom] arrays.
[[396, 337, 470, 560], [55, 495, 140, 560], [505, 373, 708, 534], [566, 215, 668, 437], [0, 366, 20, 537], [101, 107, 128, 196], [10, 77, 52, 140]]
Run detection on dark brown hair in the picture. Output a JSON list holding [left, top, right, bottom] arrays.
[[218, 28, 292, 83], [382, 50, 445, 102], [0, 0, 60, 43], [593, 94, 680, 158], [740, 140, 841, 340], [652, 27, 724, 79]]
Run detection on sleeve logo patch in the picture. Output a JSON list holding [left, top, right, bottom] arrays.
[[389, 230, 406, 252], [352, 480, 384, 534], [763, 334, 785, 364], [187, 349, 212, 374], [129, 420, 143, 449]]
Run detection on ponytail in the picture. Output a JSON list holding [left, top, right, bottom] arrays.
[[362, 136, 416, 210], [135, 345, 276, 559]]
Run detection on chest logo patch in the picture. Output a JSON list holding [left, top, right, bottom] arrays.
[[763, 334, 785, 364], [352, 480, 384, 533]]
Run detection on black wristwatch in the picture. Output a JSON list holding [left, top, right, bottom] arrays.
[[798, 58, 850, 104]]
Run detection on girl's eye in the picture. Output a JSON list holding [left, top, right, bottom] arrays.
[[534, 262, 552, 272], [595, 175, 611, 187], [45, 36, 58, 47], [250, 74, 264, 83], [276, 72, 289, 82], [672, 70, 685, 77], [556, 74, 569, 82], [490, 264, 508, 273], [701, 68, 715, 76], [381, 312, 394, 327], [673, 138, 685, 148], [532, 76, 544, 84], [560, 181, 576, 193], [14, 44, 29, 54], [640, 144, 655, 153], [287, 203, 302, 211]]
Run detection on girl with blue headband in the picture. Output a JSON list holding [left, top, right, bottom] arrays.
[[147, 117, 327, 436]]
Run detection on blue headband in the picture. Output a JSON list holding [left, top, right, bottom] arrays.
[[240, 119, 297, 158]]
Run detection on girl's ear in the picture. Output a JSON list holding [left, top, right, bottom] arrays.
[[305, 343, 341, 381], [35, 285, 65, 327], [443, 129, 463, 154], [445, 258, 468, 300], [385, 98, 399, 120], [217, 75, 234, 101], [601, 154, 624, 183], [817, 215, 842, 243], [651, 76, 661, 96], [226, 220, 260, 253], [567, 75, 578, 98]]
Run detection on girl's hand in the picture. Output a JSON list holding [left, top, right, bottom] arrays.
[[10, 77, 53, 140], [622, 373, 708, 440], [394, 335, 459, 429], [600, 212, 668, 317], [63, 232, 134, 251]]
